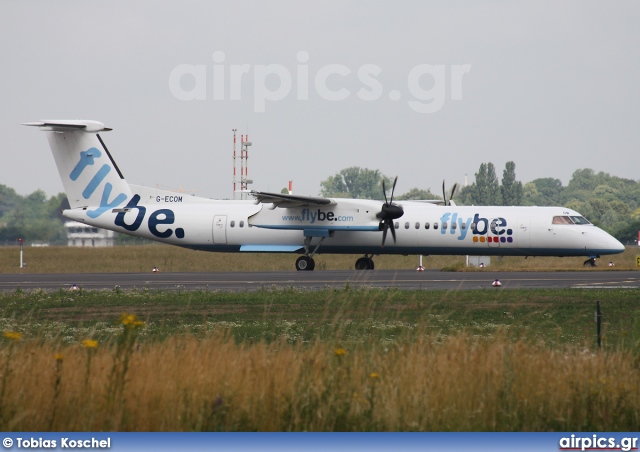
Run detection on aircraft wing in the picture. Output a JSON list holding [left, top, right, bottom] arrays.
[[250, 191, 335, 208]]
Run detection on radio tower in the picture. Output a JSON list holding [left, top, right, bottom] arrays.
[[232, 129, 237, 199], [232, 129, 253, 200]]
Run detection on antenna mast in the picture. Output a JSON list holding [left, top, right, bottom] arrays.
[[232, 129, 237, 199], [232, 129, 253, 200]]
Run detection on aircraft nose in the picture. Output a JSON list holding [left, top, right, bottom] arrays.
[[612, 236, 625, 253], [601, 230, 625, 254]]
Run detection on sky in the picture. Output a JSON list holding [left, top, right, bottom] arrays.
[[2, 1, 639, 200]]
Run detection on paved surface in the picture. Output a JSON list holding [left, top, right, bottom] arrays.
[[0, 270, 638, 291]]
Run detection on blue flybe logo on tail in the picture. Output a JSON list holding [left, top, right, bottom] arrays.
[[70, 147, 127, 218]]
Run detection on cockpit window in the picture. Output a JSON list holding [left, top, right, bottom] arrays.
[[570, 215, 591, 225], [552, 216, 573, 225], [552, 215, 591, 225]]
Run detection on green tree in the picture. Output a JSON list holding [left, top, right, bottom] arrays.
[[500, 161, 523, 206], [397, 188, 441, 201], [0, 185, 20, 222], [0, 189, 66, 243], [320, 167, 391, 200], [454, 185, 474, 205], [527, 178, 564, 205], [486, 163, 501, 205], [470, 163, 488, 205], [470, 162, 501, 205]]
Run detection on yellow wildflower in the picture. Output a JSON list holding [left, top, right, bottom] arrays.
[[3, 331, 22, 341], [82, 339, 98, 349], [54, 353, 64, 361], [369, 372, 380, 379], [119, 313, 145, 328], [334, 348, 347, 356]]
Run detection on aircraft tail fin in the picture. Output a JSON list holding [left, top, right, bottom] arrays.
[[24, 120, 132, 218]]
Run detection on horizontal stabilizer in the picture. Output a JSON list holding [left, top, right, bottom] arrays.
[[26, 119, 129, 213], [22, 120, 111, 133]]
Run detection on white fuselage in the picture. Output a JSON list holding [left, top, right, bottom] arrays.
[[63, 190, 625, 258]]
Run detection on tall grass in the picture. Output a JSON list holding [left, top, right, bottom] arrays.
[[0, 330, 638, 431], [0, 245, 636, 273], [1, 287, 639, 431]]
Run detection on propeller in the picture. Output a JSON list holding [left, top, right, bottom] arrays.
[[377, 176, 404, 246], [442, 180, 458, 206]]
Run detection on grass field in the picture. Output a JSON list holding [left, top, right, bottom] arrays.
[[1, 287, 640, 431], [1, 244, 638, 273], [1, 245, 639, 431]]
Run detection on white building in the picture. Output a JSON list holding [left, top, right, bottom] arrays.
[[65, 221, 115, 247]]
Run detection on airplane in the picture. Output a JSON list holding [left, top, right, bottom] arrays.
[[24, 119, 625, 271]]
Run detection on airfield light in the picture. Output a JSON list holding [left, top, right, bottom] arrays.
[[17, 238, 25, 268]]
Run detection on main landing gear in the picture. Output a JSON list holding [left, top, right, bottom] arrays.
[[355, 255, 375, 270], [583, 257, 598, 267], [296, 256, 315, 271], [296, 254, 376, 271], [295, 235, 326, 271]]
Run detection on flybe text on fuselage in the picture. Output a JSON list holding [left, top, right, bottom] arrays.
[[115, 195, 185, 239], [282, 208, 355, 224], [439, 212, 513, 243]]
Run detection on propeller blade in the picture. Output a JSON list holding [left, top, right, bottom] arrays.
[[442, 180, 447, 206], [381, 223, 388, 247], [379, 176, 403, 247], [382, 178, 388, 205], [390, 176, 398, 204], [449, 183, 458, 204]]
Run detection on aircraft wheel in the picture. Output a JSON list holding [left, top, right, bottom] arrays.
[[296, 256, 315, 271], [583, 258, 597, 267], [355, 257, 374, 270]]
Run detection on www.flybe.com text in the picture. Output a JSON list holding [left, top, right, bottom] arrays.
[[282, 209, 354, 223]]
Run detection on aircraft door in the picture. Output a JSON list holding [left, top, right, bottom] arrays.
[[213, 215, 227, 244]]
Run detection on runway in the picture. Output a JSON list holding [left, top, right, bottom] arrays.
[[0, 270, 638, 291]]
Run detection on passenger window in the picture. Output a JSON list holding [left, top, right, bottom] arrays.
[[451, 222, 457, 230], [434, 222, 439, 230], [394, 222, 399, 229], [424, 222, 430, 229], [404, 222, 410, 229], [230, 221, 235, 228], [442, 222, 448, 230], [470, 223, 476, 231], [239, 221, 245, 228], [415, 222, 420, 229], [461, 222, 466, 230]]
